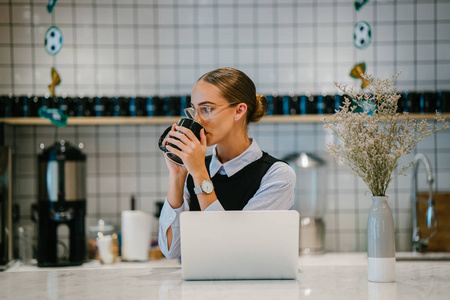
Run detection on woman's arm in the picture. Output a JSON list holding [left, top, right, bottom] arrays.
[[158, 123, 190, 258], [158, 173, 187, 259], [158, 181, 192, 259], [243, 162, 296, 210], [166, 125, 219, 211], [165, 174, 186, 247]]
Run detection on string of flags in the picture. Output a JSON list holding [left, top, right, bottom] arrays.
[[41, 0, 66, 127], [351, 0, 372, 89], [44, 2, 63, 96]]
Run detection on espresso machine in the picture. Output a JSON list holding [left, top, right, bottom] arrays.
[[0, 147, 13, 271], [37, 140, 86, 267]]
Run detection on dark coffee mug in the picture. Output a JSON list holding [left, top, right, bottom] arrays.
[[158, 118, 204, 165]]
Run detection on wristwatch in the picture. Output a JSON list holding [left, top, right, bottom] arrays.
[[194, 180, 214, 195]]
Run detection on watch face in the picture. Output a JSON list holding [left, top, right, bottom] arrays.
[[202, 181, 214, 194]]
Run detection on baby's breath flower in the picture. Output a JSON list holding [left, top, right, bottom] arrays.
[[323, 73, 449, 196]]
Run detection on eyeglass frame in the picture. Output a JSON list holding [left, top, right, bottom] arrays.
[[184, 102, 237, 120]]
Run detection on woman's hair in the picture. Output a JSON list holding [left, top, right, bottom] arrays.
[[197, 67, 267, 124]]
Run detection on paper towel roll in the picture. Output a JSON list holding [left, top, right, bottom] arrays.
[[121, 210, 152, 261]]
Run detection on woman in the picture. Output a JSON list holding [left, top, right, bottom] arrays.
[[158, 67, 296, 259]]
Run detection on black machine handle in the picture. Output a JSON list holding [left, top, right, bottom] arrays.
[[31, 203, 38, 223]]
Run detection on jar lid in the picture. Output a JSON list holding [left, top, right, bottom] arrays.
[[283, 152, 325, 169], [88, 219, 114, 232]]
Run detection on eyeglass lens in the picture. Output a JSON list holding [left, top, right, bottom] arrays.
[[184, 107, 196, 119]]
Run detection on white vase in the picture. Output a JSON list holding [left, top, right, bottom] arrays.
[[367, 196, 396, 282]]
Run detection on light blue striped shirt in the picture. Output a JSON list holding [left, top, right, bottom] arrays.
[[158, 139, 296, 259]]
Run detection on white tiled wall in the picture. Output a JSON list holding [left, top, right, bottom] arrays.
[[1, 0, 450, 252], [1, 0, 450, 96]]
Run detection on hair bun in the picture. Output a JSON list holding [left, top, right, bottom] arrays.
[[250, 94, 267, 123]]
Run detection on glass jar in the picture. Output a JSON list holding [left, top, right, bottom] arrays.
[[88, 220, 115, 260]]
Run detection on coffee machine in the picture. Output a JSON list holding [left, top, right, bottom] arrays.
[[37, 140, 86, 267], [0, 147, 13, 271]]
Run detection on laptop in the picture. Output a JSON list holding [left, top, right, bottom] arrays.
[[180, 210, 299, 280]]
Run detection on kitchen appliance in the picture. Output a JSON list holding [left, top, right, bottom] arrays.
[[36, 140, 86, 267], [284, 153, 327, 254], [0, 147, 13, 271]]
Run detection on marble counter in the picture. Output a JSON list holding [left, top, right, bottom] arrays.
[[1, 253, 449, 300]]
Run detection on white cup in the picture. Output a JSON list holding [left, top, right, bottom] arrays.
[[96, 234, 114, 264]]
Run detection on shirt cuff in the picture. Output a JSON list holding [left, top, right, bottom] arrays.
[[161, 199, 185, 228], [204, 199, 225, 211]]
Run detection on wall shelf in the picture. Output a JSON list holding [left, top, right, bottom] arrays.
[[0, 113, 448, 126]]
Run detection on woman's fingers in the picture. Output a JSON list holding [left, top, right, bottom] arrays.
[[199, 128, 207, 146], [163, 150, 187, 175], [165, 143, 183, 156], [165, 124, 206, 172], [166, 126, 201, 150], [166, 137, 186, 151], [166, 143, 191, 160], [168, 130, 192, 146], [166, 129, 202, 156], [166, 126, 207, 175], [174, 125, 200, 142], [162, 123, 177, 147]]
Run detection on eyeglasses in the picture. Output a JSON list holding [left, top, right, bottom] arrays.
[[184, 103, 234, 120]]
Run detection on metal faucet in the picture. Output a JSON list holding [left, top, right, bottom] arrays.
[[411, 153, 438, 252]]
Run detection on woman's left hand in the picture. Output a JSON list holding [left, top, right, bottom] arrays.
[[165, 125, 208, 177]]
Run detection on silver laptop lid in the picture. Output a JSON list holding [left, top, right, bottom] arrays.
[[180, 210, 299, 280]]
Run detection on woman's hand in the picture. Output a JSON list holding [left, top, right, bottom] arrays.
[[165, 124, 207, 178], [162, 124, 188, 177], [163, 123, 213, 212]]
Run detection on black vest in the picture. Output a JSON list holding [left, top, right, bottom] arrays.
[[186, 152, 281, 211]]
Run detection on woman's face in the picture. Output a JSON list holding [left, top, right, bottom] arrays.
[[190, 80, 238, 146]]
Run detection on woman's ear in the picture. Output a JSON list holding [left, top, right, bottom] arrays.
[[234, 103, 248, 121]]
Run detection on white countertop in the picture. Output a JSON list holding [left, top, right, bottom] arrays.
[[1, 253, 449, 300]]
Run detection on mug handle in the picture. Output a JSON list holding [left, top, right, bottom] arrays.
[[158, 125, 172, 152]]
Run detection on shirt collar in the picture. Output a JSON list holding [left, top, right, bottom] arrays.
[[209, 138, 263, 177]]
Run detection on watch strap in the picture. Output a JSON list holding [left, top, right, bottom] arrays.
[[193, 185, 202, 194], [193, 180, 213, 195]]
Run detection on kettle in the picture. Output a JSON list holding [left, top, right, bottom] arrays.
[[283, 152, 327, 254]]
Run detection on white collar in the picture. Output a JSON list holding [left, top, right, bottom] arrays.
[[209, 138, 263, 177]]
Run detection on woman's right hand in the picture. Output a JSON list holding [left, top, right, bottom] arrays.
[[162, 124, 188, 178], [162, 124, 188, 210], [163, 154, 188, 178]]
